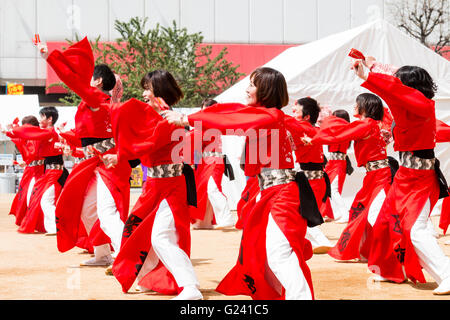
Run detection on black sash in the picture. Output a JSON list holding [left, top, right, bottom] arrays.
[[435, 159, 449, 199], [387, 156, 399, 184], [295, 171, 324, 228], [345, 155, 354, 175], [44, 155, 68, 187], [322, 172, 332, 202], [182, 163, 197, 207], [223, 154, 235, 181]]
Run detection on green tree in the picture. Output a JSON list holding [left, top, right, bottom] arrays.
[[53, 17, 244, 107]]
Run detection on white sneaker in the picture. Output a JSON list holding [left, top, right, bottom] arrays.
[[214, 221, 235, 230], [80, 255, 113, 267], [372, 274, 390, 282], [171, 286, 203, 300], [135, 285, 153, 293], [433, 277, 450, 295]]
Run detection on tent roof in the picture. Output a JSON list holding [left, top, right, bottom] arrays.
[[215, 19, 450, 112]]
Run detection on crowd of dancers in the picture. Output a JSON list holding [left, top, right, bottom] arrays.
[[2, 36, 450, 300]]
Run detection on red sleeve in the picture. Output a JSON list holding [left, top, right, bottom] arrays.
[[436, 120, 450, 143], [361, 72, 434, 117], [46, 37, 110, 110], [311, 117, 373, 145], [11, 125, 54, 141], [110, 99, 166, 160], [59, 129, 82, 148], [187, 103, 279, 132]]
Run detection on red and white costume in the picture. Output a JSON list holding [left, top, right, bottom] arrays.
[[188, 127, 235, 227], [323, 140, 351, 222], [7, 128, 44, 227], [184, 103, 317, 300], [285, 116, 333, 251], [46, 38, 130, 259], [309, 116, 393, 261], [110, 99, 199, 295], [9, 126, 66, 234], [364, 72, 450, 285], [436, 120, 450, 233]]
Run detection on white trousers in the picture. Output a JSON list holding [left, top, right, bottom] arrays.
[[305, 226, 332, 249], [328, 176, 347, 221], [410, 199, 450, 285], [40, 184, 57, 233], [367, 189, 387, 227], [80, 171, 124, 258], [266, 213, 313, 300], [137, 199, 199, 289], [26, 177, 36, 207], [207, 177, 234, 226]]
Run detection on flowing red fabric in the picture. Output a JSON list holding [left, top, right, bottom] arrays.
[[55, 154, 131, 253], [112, 175, 190, 294], [328, 167, 391, 261], [436, 119, 450, 143], [13, 166, 44, 226], [18, 169, 63, 233], [236, 176, 260, 230], [216, 182, 314, 300], [189, 159, 225, 222], [436, 119, 450, 233], [368, 167, 440, 283]]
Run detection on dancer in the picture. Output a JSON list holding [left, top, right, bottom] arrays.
[[164, 67, 323, 300], [3, 116, 44, 227], [352, 59, 450, 295], [38, 38, 133, 266], [7, 107, 67, 235], [190, 98, 236, 230], [286, 97, 333, 254], [322, 110, 353, 223], [303, 93, 394, 262], [109, 69, 202, 300]]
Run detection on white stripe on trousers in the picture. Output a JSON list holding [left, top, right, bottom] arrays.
[[410, 199, 450, 285], [80, 171, 124, 258], [266, 213, 313, 300], [26, 177, 35, 207], [136, 199, 199, 288], [206, 176, 234, 226], [328, 175, 347, 221], [40, 184, 57, 233]]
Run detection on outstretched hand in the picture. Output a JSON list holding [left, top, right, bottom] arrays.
[[351, 60, 368, 81], [161, 110, 188, 127]]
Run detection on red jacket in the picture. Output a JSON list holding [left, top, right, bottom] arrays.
[[361, 72, 436, 152]]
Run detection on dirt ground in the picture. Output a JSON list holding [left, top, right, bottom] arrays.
[[1, 193, 450, 301]]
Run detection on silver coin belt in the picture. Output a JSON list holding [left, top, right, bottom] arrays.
[[328, 152, 346, 160], [257, 167, 296, 191], [400, 151, 435, 170], [147, 163, 184, 178], [364, 158, 389, 172]]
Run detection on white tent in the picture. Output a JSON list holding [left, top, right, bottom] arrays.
[[217, 19, 450, 205]]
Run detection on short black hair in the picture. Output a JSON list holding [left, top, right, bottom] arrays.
[[394, 66, 437, 100], [21, 115, 39, 127], [356, 93, 384, 121], [332, 109, 350, 123], [202, 98, 217, 108], [39, 107, 59, 125], [140, 69, 184, 106], [93, 64, 116, 91], [297, 97, 320, 125]]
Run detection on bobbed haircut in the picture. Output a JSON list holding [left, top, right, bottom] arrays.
[[39, 106, 59, 125], [93, 64, 116, 91], [21, 115, 40, 127], [140, 69, 184, 106], [394, 65, 437, 99], [297, 97, 321, 125], [250, 67, 289, 109], [202, 98, 217, 108], [356, 93, 384, 121], [332, 109, 350, 123]]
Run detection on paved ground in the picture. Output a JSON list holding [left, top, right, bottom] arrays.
[[1, 193, 450, 300]]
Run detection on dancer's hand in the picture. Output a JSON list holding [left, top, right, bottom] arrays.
[[161, 110, 188, 127], [300, 134, 312, 145], [37, 43, 48, 59], [103, 154, 118, 169], [363, 56, 376, 70], [351, 60, 367, 81]]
